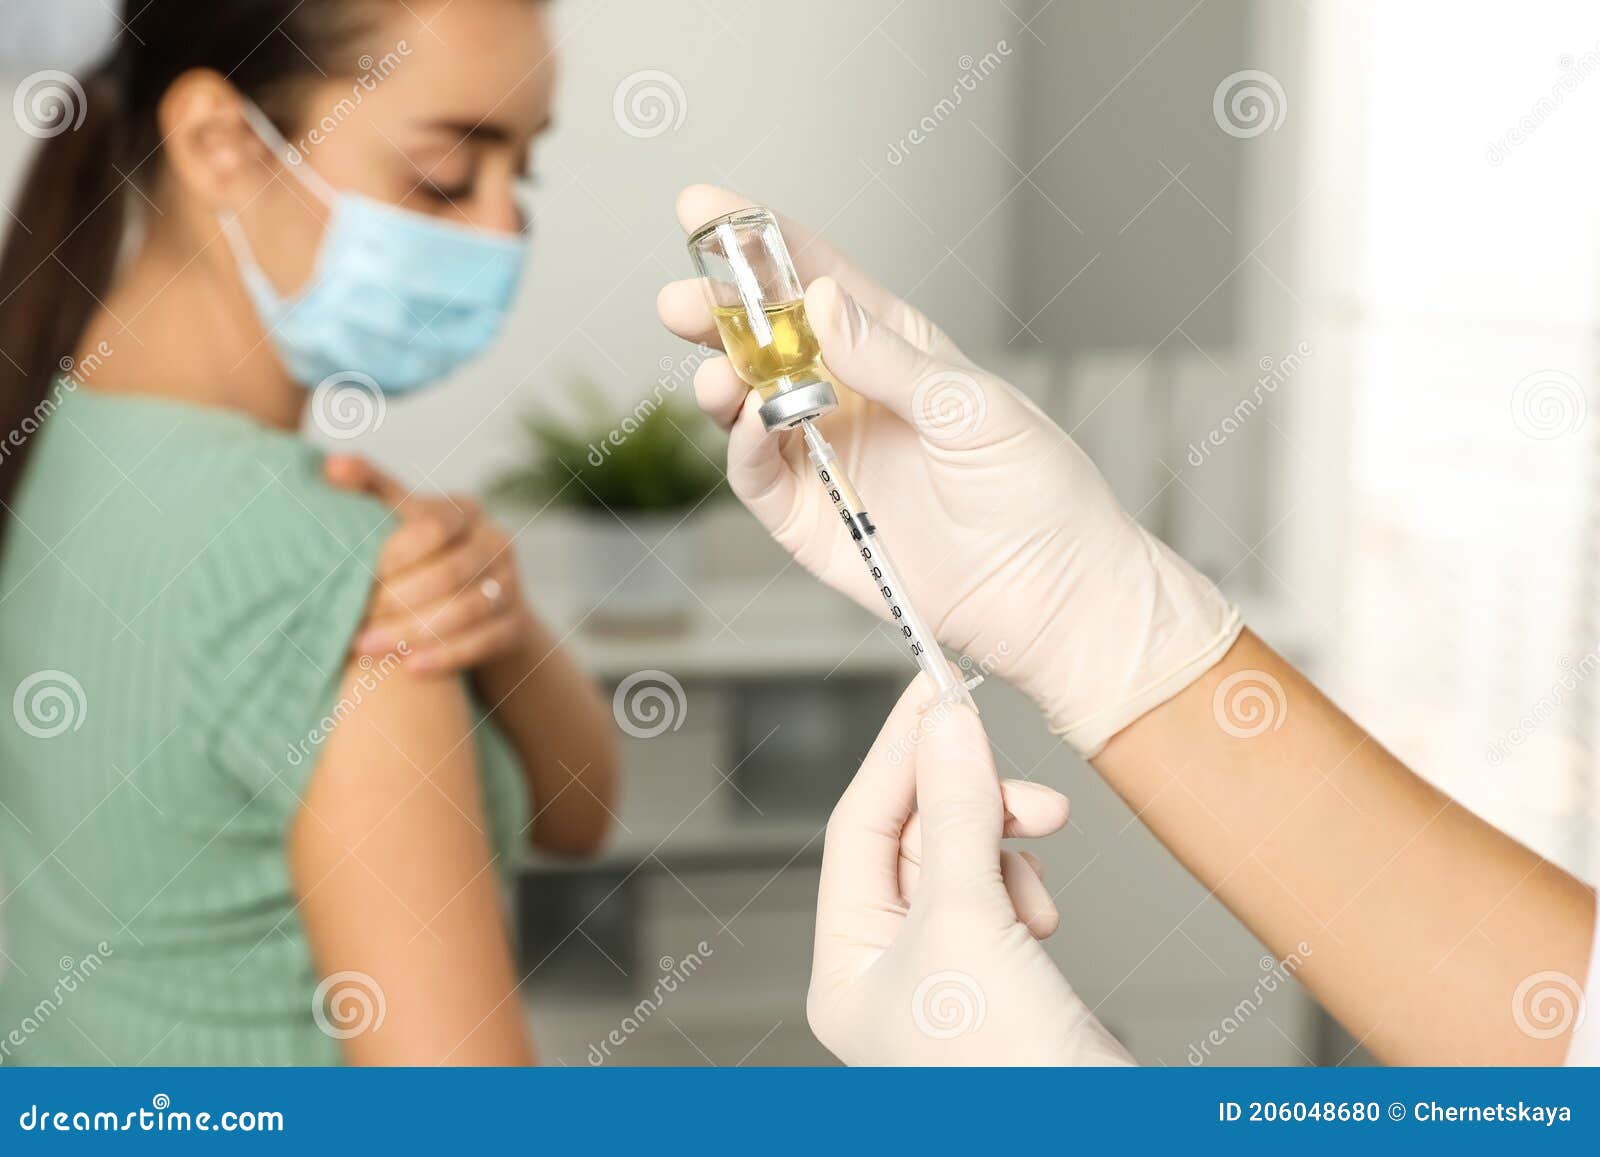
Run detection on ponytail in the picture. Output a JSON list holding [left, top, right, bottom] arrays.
[[0, 61, 130, 525], [0, 0, 385, 553]]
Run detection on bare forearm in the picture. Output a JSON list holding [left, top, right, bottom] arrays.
[[474, 615, 620, 856], [1094, 629, 1595, 1065]]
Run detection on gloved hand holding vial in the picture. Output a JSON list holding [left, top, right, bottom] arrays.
[[686, 207, 980, 710], [662, 186, 1599, 1069]]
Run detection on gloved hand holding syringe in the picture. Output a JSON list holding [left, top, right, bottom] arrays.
[[686, 208, 980, 710]]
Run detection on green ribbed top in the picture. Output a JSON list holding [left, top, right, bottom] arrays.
[[0, 386, 526, 1066]]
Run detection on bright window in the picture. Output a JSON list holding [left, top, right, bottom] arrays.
[[1301, 2, 1600, 876]]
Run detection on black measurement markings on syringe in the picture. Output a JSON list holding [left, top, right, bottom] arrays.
[[817, 465, 920, 654]]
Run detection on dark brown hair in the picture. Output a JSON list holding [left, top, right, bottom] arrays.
[[0, 1, 377, 537]]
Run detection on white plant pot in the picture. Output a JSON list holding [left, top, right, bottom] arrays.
[[573, 511, 701, 635]]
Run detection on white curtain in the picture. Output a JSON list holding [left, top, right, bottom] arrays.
[[1291, 1, 1600, 877]]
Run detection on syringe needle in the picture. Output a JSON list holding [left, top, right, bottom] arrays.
[[798, 419, 978, 711]]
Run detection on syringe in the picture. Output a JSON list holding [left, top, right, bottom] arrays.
[[799, 418, 980, 711], [686, 207, 980, 709]]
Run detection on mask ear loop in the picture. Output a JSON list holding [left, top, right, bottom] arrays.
[[218, 99, 338, 291], [235, 100, 339, 206]]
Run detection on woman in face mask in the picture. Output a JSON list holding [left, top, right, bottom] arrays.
[[0, 0, 619, 1065]]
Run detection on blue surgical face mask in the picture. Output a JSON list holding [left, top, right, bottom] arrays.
[[219, 102, 529, 394]]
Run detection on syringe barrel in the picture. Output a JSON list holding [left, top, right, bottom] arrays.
[[800, 421, 970, 707]]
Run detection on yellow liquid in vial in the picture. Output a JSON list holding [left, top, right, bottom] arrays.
[[712, 300, 824, 400]]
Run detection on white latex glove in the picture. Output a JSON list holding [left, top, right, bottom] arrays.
[[808, 676, 1135, 1066], [659, 186, 1242, 755]]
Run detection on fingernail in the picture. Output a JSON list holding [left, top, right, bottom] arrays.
[[355, 630, 388, 654], [834, 283, 869, 350], [410, 653, 437, 673]]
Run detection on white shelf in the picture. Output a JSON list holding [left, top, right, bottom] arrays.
[[543, 573, 1321, 685], [551, 578, 918, 682], [517, 575, 1325, 879]]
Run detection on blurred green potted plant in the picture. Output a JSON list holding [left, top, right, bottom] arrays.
[[489, 381, 726, 634]]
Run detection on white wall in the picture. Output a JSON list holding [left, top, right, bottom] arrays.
[[0, 0, 116, 70]]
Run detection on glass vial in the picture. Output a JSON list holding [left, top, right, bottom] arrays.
[[686, 208, 838, 432]]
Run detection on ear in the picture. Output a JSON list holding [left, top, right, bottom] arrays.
[[156, 69, 278, 213]]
